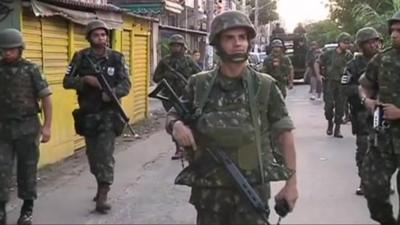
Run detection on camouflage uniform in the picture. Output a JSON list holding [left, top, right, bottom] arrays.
[[63, 47, 130, 186], [342, 27, 382, 196], [342, 54, 371, 177], [358, 13, 400, 223], [167, 11, 294, 224], [359, 47, 400, 224], [318, 39, 353, 126], [0, 59, 51, 202], [63, 19, 131, 214], [153, 36, 201, 111], [0, 28, 52, 224], [262, 51, 293, 98]]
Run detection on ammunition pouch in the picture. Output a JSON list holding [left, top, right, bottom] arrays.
[[72, 109, 101, 137]]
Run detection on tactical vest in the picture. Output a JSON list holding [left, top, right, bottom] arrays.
[[175, 66, 293, 188], [74, 48, 121, 114], [0, 59, 40, 120]]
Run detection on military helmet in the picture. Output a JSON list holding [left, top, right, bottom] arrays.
[[169, 34, 186, 45], [0, 28, 24, 49], [270, 38, 285, 48], [388, 11, 400, 34], [356, 27, 380, 45], [85, 20, 109, 39], [336, 32, 352, 43], [209, 11, 256, 46]]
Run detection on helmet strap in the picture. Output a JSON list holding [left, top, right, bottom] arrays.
[[215, 44, 250, 63]]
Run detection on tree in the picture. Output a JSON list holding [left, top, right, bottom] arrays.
[[247, 0, 279, 25], [305, 20, 341, 46], [353, 0, 400, 35], [329, 0, 393, 34]]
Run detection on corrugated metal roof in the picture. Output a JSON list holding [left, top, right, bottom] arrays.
[[37, 0, 124, 12]]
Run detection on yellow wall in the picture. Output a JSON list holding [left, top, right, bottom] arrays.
[[21, 9, 151, 167]]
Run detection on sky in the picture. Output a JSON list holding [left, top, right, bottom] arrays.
[[277, 0, 330, 32]]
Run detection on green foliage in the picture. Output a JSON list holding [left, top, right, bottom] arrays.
[[305, 20, 341, 46]]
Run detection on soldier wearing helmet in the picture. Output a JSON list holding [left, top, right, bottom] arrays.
[[359, 11, 400, 224], [166, 11, 298, 224], [0, 28, 53, 224], [153, 34, 201, 160], [341, 27, 382, 196], [63, 19, 131, 214], [315, 32, 353, 138], [261, 38, 294, 98]]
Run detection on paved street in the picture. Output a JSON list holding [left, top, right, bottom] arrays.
[[6, 84, 398, 224]]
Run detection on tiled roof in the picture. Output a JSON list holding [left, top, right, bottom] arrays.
[[37, 0, 124, 12]]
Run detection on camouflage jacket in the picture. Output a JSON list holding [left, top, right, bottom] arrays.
[[63, 48, 131, 114], [168, 66, 294, 189], [153, 54, 201, 97], [0, 58, 51, 138], [318, 48, 353, 81], [360, 47, 400, 152], [261, 54, 293, 88]]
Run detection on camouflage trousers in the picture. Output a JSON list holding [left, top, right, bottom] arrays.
[[361, 137, 400, 224], [190, 186, 270, 224], [0, 133, 40, 201], [85, 129, 116, 185], [350, 110, 371, 177], [323, 80, 345, 124]]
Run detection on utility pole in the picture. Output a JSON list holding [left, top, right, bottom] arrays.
[[194, 0, 199, 29]]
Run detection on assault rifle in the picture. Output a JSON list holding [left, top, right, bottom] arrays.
[[373, 104, 390, 147], [149, 79, 271, 224], [85, 56, 138, 138], [160, 60, 188, 86]]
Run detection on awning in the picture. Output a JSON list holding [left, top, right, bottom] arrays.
[[164, 0, 184, 14], [119, 3, 162, 14], [31, 0, 123, 29]]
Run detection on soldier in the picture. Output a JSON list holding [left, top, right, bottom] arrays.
[[167, 11, 298, 224], [359, 11, 400, 224], [0, 28, 53, 224], [315, 32, 353, 138], [153, 34, 201, 160], [341, 27, 382, 195], [262, 39, 294, 98], [63, 20, 131, 214]]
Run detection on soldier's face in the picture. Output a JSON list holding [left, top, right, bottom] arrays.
[[219, 28, 249, 55], [362, 38, 381, 56], [390, 23, 400, 47], [1, 48, 20, 62], [170, 44, 184, 54], [339, 41, 351, 50], [193, 52, 201, 61], [89, 29, 108, 47]]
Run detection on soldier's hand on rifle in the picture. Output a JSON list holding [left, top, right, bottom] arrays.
[[275, 182, 298, 212], [41, 124, 51, 143], [82, 75, 102, 89], [382, 103, 400, 120], [172, 121, 197, 150], [102, 92, 112, 102]]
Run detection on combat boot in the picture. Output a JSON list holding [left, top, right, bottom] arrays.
[[0, 202, 6, 225], [326, 120, 334, 136], [334, 124, 343, 138], [95, 183, 111, 214], [17, 200, 33, 225]]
